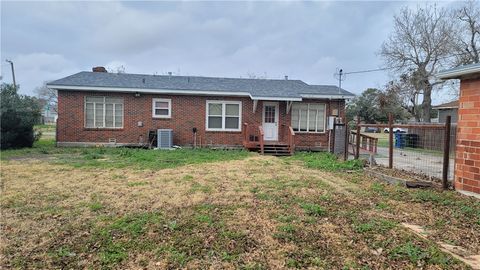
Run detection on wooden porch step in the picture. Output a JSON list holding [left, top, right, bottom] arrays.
[[261, 143, 292, 156], [244, 141, 292, 156]]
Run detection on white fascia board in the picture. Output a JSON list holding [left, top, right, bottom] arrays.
[[251, 96, 302, 101], [437, 64, 480, 79], [300, 94, 355, 99], [46, 84, 252, 97], [433, 106, 458, 110]]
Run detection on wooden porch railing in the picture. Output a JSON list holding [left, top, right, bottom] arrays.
[[258, 126, 265, 154], [287, 126, 295, 155], [243, 122, 249, 146], [242, 122, 264, 154], [243, 122, 294, 155], [350, 130, 378, 154]]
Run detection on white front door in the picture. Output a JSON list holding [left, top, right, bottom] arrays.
[[263, 102, 279, 141]]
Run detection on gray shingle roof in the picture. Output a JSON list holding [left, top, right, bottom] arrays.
[[303, 85, 355, 96], [433, 100, 458, 109], [47, 71, 355, 99]]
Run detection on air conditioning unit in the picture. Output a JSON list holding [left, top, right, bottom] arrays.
[[157, 129, 173, 149]]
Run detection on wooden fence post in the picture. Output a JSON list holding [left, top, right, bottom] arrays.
[[344, 124, 349, 161], [442, 116, 451, 190], [331, 123, 336, 154], [355, 116, 360, 159], [388, 114, 393, 169]]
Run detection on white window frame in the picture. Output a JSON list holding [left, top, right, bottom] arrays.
[[84, 96, 124, 129], [291, 103, 326, 133], [152, 98, 172, 118], [206, 100, 242, 132]]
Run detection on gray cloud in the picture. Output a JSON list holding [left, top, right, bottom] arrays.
[[1, 1, 458, 104]]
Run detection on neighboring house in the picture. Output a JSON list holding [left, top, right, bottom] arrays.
[[41, 104, 58, 124], [433, 100, 458, 124], [46, 67, 354, 154], [437, 63, 480, 196]]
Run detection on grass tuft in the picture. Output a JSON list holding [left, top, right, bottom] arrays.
[[389, 242, 454, 266], [288, 152, 363, 172], [300, 203, 326, 217]]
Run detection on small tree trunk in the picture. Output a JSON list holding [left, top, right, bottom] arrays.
[[422, 83, 432, 123]]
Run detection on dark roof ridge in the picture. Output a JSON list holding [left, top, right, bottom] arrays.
[[76, 71, 307, 83]]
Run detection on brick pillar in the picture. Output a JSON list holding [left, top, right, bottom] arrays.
[[455, 78, 480, 194]]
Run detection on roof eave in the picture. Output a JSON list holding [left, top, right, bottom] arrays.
[[300, 94, 355, 100], [46, 84, 302, 100], [433, 106, 458, 110], [46, 84, 253, 98], [251, 96, 302, 101], [437, 65, 480, 80]]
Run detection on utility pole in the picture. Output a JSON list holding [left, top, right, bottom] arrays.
[[333, 68, 345, 119], [5, 59, 16, 90], [338, 68, 343, 90]]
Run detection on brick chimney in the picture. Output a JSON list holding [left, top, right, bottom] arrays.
[[92, 66, 107, 72]]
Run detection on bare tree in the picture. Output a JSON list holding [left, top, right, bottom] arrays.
[[451, 0, 480, 65], [107, 65, 126, 73], [245, 72, 268, 79], [385, 75, 422, 122], [35, 83, 57, 113], [380, 5, 454, 122]]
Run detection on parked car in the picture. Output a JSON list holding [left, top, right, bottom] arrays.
[[364, 127, 380, 133], [384, 127, 407, 133]]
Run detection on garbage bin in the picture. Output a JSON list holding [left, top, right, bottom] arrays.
[[405, 134, 419, 148], [395, 133, 406, 148]]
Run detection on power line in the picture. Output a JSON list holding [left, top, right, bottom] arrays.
[[344, 67, 389, 75], [341, 51, 475, 76]]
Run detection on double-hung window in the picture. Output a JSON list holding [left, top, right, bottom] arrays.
[[206, 101, 242, 131], [152, 98, 171, 118], [85, 97, 123, 128], [291, 103, 326, 133]]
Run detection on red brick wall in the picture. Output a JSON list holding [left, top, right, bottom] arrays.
[[57, 90, 342, 149], [455, 78, 480, 194]]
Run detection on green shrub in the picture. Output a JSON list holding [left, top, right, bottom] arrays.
[[1, 84, 42, 149]]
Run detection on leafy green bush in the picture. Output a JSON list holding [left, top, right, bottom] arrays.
[[1, 84, 42, 149]]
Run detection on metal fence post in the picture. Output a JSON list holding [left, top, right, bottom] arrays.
[[442, 116, 451, 190], [355, 116, 360, 159], [388, 114, 393, 169]]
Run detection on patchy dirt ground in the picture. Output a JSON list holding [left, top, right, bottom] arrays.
[[375, 146, 455, 181], [1, 153, 479, 269], [371, 165, 445, 185]]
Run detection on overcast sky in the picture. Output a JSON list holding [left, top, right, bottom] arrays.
[[1, 1, 460, 104]]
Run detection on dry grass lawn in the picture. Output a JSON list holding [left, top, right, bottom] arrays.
[[1, 146, 479, 269]]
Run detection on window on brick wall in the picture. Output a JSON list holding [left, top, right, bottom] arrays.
[[152, 98, 172, 118], [85, 97, 123, 128], [291, 103, 326, 133], [206, 100, 242, 131]]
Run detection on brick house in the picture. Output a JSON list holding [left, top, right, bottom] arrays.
[[46, 68, 354, 154], [437, 63, 480, 196]]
